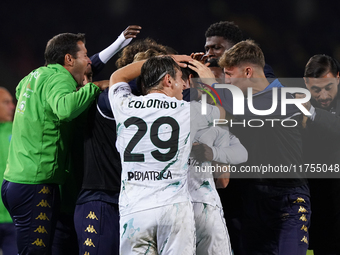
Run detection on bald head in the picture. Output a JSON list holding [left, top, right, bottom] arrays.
[[0, 87, 15, 122]]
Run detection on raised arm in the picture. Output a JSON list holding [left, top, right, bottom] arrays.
[[99, 25, 142, 64], [109, 55, 192, 87], [110, 60, 146, 86]]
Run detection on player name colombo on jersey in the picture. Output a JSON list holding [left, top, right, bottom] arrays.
[[128, 99, 178, 109]]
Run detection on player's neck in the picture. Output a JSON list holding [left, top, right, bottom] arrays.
[[149, 89, 170, 97]]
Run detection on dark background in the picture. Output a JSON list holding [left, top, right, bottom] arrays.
[[1, 0, 340, 96]]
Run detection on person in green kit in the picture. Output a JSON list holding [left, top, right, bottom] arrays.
[[0, 87, 16, 255], [1, 33, 108, 255]]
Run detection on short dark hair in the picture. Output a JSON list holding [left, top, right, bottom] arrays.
[[205, 21, 243, 46], [304, 54, 340, 78], [181, 64, 198, 82], [44, 33, 86, 65], [140, 56, 180, 95]]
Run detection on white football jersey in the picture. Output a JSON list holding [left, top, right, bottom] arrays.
[[188, 126, 247, 207], [109, 82, 220, 216]]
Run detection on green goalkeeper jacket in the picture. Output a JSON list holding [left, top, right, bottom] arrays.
[[0, 122, 13, 223], [4, 64, 100, 185]]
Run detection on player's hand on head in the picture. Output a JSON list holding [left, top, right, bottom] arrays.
[[188, 59, 215, 79], [123, 25, 142, 39], [171, 55, 192, 68]]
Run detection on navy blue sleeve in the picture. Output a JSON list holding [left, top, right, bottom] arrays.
[[128, 79, 142, 96], [183, 88, 197, 102], [90, 53, 106, 78], [97, 88, 114, 118], [264, 63, 276, 79]]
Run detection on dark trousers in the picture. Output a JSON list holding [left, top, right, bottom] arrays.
[[241, 184, 311, 255], [52, 213, 78, 255], [0, 223, 17, 255], [74, 200, 120, 255], [1, 180, 60, 255]]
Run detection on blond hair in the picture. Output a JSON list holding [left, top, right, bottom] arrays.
[[219, 39, 265, 69], [133, 49, 163, 62]]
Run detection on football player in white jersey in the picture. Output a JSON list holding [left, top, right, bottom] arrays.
[[181, 67, 248, 254], [108, 55, 225, 255], [189, 127, 247, 255]]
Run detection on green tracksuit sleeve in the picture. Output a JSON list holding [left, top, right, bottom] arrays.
[[45, 73, 101, 121]]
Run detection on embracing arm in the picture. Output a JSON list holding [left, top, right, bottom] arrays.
[[46, 75, 101, 121], [110, 60, 146, 86]]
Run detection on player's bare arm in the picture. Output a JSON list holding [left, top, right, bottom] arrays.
[[110, 60, 146, 86]]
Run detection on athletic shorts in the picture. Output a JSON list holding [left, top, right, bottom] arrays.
[[120, 201, 195, 255], [193, 202, 231, 255]]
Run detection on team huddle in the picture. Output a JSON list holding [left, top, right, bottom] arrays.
[[1, 20, 340, 255]]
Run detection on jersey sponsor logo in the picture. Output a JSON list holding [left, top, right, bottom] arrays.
[[36, 199, 51, 208], [32, 238, 46, 247], [127, 170, 172, 181], [83, 238, 95, 247], [29, 70, 40, 81], [128, 99, 177, 109], [17, 100, 26, 114], [38, 186, 51, 194], [23, 92, 30, 98], [35, 212, 49, 221], [85, 225, 97, 234], [34, 225, 48, 234], [26, 83, 34, 93], [86, 211, 98, 220]]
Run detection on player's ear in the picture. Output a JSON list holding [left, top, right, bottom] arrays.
[[245, 67, 253, 78], [64, 53, 74, 67], [163, 74, 172, 88]]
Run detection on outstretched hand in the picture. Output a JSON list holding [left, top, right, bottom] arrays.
[[123, 25, 142, 39]]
